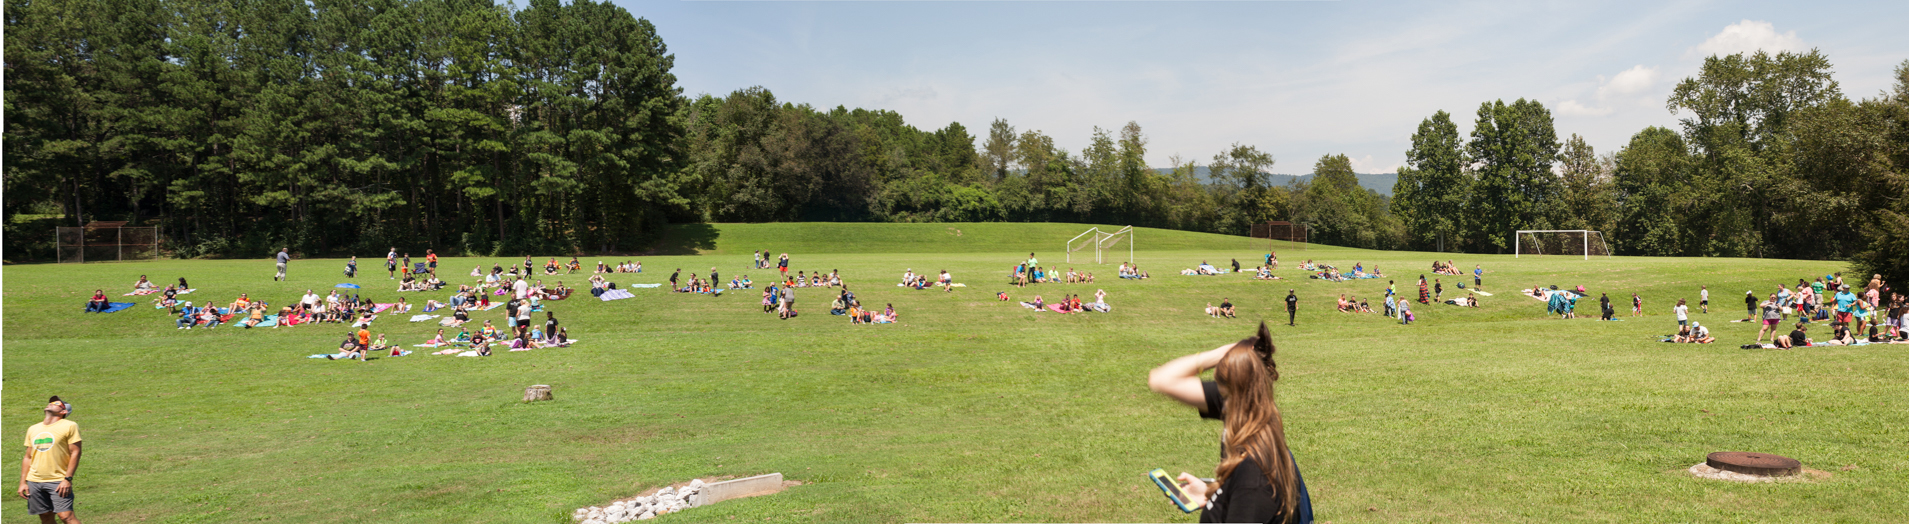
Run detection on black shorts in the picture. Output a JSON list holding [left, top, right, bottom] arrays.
[[26, 481, 73, 515]]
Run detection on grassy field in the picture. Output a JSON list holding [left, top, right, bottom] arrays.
[[3, 223, 1904, 523]]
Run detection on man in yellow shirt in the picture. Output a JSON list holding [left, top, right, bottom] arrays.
[[18, 396, 82, 523]]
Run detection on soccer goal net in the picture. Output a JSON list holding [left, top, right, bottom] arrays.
[[1515, 230, 1611, 259], [1066, 226, 1134, 264]]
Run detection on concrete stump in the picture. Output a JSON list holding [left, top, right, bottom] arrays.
[[524, 384, 553, 402]]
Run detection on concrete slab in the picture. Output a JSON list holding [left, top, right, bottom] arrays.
[[689, 473, 783, 507]]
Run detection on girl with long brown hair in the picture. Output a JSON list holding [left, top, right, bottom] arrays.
[[1148, 321, 1312, 523]]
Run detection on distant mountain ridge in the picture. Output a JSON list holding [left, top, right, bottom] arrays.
[[1156, 166, 1397, 196]]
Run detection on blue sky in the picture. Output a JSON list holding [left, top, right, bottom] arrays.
[[618, 1, 1908, 173]]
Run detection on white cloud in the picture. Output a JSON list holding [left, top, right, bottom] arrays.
[[1690, 20, 1806, 58], [1596, 65, 1659, 99], [1348, 155, 1400, 174], [1556, 100, 1614, 117]]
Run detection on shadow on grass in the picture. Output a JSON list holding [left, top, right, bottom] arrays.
[[643, 223, 720, 256]]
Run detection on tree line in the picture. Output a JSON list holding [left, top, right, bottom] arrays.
[[5, 0, 1905, 281], [1390, 52, 1909, 282]]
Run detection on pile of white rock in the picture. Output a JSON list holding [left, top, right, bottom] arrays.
[[573, 479, 704, 523]]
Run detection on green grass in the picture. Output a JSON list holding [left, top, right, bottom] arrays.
[[4, 223, 1905, 523]]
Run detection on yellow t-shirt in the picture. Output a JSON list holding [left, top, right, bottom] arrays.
[[22, 419, 81, 483]]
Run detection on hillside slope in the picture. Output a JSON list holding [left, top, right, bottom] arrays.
[[650, 222, 1306, 255]]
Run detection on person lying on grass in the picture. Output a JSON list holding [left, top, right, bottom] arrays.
[[1147, 322, 1314, 524], [1774, 322, 1809, 348], [1021, 295, 1045, 310]]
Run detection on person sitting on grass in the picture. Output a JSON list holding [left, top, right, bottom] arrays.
[[1818, 322, 1857, 346], [1219, 299, 1236, 318], [423, 329, 448, 347], [199, 306, 223, 329], [831, 296, 847, 315], [1686, 322, 1714, 344], [240, 303, 266, 328], [134, 274, 157, 291], [445, 306, 470, 327], [175, 305, 197, 329], [1336, 294, 1352, 313], [85, 289, 110, 312]]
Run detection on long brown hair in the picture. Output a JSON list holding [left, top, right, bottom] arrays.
[[1213, 321, 1299, 523]]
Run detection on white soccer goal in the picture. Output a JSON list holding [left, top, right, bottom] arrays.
[[1065, 226, 1134, 264], [1515, 230, 1611, 259]]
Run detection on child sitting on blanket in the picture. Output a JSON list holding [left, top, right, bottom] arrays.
[[551, 327, 569, 346]]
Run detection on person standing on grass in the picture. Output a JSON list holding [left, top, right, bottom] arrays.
[[1631, 292, 1643, 317], [778, 254, 790, 280], [274, 248, 290, 281], [386, 247, 398, 279], [1674, 299, 1689, 328], [1473, 264, 1484, 290], [425, 250, 438, 276], [1147, 322, 1314, 524], [1600, 293, 1614, 320], [1284, 290, 1298, 326], [669, 269, 681, 291], [19, 397, 82, 524], [1757, 294, 1783, 342], [1744, 291, 1759, 321], [1699, 286, 1709, 314], [1433, 279, 1443, 302]]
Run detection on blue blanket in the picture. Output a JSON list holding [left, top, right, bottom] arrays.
[[89, 302, 136, 313]]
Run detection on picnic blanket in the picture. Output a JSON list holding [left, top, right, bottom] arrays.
[[1472, 290, 1494, 296], [372, 303, 397, 313], [336, 283, 361, 289], [409, 314, 440, 323], [479, 302, 506, 311], [627, 283, 663, 289], [1020, 302, 1042, 310], [1046, 304, 1078, 313], [123, 289, 157, 296], [598, 289, 636, 301], [175, 288, 196, 295], [89, 302, 136, 313]]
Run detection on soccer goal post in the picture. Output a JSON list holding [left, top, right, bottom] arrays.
[[1066, 227, 1100, 264], [1097, 226, 1134, 265], [1514, 230, 1611, 260], [1065, 226, 1134, 264]]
